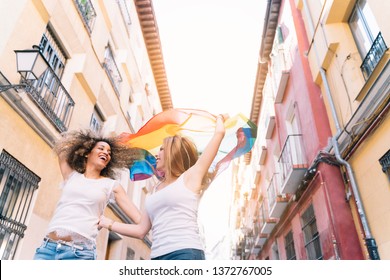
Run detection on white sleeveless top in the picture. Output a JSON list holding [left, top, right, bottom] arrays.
[[47, 171, 116, 244], [145, 175, 204, 258]]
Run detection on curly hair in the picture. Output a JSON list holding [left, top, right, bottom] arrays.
[[54, 130, 142, 179]]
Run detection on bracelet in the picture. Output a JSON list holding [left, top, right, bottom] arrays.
[[108, 221, 115, 231]]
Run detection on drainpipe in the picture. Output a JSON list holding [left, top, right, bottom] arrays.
[[301, 0, 379, 259]]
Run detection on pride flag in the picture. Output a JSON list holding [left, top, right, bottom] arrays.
[[118, 108, 257, 181]]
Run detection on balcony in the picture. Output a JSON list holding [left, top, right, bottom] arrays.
[[267, 173, 289, 218], [103, 47, 123, 96], [28, 67, 74, 132], [261, 219, 276, 234], [279, 134, 308, 194], [274, 70, 290, 103], [254, 233, 268, 248], [74, 0, 97, 34], [259, 204, 277, 234], [251, 246, 261, 255], [361, 32, 388, 80], [271, 43, 291, 103], [265, 115, 276, 139], [259, 146, 267, 165]]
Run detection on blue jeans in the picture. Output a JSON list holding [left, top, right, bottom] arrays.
[[33, 239, 96, 260], [152, 248, 205, 260]]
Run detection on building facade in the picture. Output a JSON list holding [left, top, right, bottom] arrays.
[[298, 0, 389, 259], [0, 0, 171, 260], [231, 0, 385, 260]]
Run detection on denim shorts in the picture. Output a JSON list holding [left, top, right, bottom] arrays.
[[151, 248, 205, 260], [33, 239, 96, 260]]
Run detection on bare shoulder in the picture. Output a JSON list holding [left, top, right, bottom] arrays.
[[182, 170, 202, 194]]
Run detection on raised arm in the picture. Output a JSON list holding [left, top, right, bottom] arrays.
[[113, 184, 142, 224], [99, 210, 151, 239], [57, 151, 74, 180], [185, 114, 226, 193]]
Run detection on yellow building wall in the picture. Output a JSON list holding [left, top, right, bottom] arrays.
[[0, 98, 63, 259], [1, 0, 156, 260], [349, 115, 390, 259], [297, 0, 390, 259]]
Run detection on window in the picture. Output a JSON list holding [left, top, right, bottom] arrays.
[[349, 0, 387, 79], [379, 150, 390, 181], [285, 230, 296, 260], [117, 0, 132, 32], [74, 0, 97, 33], [90, 106, 104, 133], [301, 204, 323, 260], [103, 45, 122, 96], [0, 150, 40, 260], [39, 28, 66, 78], [349, 0, 380, 57]]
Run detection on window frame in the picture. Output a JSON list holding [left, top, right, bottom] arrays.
[[0, 150, 40, 260], [285, 230, 297, 260], [301, 204, 323, 260], [348, 0, 380, 58]]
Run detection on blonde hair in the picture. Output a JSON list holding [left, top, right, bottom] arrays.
[[163, 135, 199, 178]]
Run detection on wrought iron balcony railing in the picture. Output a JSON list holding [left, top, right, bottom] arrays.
[[278, 134, 308, 194], [361, 32, 388, 80], [103, 49, 122, 96], [74, 0, 97, 33], [28, 67, 75, 132], [267, 173, 289, 218]]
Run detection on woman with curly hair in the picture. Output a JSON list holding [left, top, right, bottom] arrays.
[[34, 130, 142, 260]]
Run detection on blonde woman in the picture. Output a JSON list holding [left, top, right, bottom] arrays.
[[99, 114, 227, 260], [34, 130, 141, 260]]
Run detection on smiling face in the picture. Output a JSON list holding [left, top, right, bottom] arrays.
[[155, 145, 165, 171], [87, 141, 112, 170], [156, 136, 199, 179]]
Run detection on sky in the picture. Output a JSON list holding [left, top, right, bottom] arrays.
[[152, 0, 266, 118], [152, 0, 267, 258]]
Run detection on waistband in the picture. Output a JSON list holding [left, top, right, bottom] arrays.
[[43, 237, 84, 251]]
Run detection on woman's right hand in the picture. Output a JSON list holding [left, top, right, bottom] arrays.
[[215, 114, 228, 135], [98, 215, 112, 230]]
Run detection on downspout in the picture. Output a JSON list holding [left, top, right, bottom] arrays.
[[301, 0, 379, 259]]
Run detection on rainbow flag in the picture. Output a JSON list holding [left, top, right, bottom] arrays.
[[118, 108, 257, 181]]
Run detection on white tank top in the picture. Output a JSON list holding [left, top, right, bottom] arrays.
[[145, 175, 204, 258], [47, 171, 116, 244]]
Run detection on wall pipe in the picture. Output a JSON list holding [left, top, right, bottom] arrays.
[[301, 0, 379, 259]]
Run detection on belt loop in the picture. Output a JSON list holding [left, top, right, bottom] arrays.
[[71, 243, 76, 252]]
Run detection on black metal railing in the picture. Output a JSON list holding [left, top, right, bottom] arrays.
[[361, 32, 388, 80], [267, 173, 281, 211], [379, 149, 390, 181], [103, 48, 122, 96], [74, 0, 97, 33], [28, 67, 75, 132], [278, 134, 306, 185], [117, 0, 132, 26], [0, 150, 40, 260]]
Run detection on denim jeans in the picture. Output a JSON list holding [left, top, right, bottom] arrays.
[[151, 248, 205, 260], [33, 239, 96, 260]]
